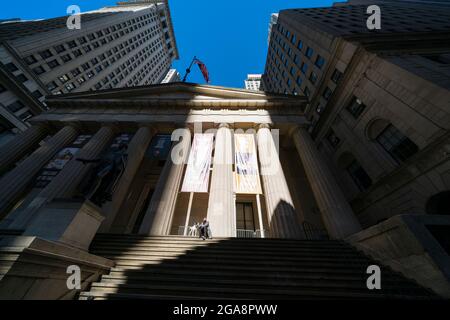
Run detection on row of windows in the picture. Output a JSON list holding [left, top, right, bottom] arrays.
[[24, 12, 160, 68], [328, 120, 419, 192], [32, 20, 161, 82], [265, 26, 329, 97], [45, 26, 165, 94]]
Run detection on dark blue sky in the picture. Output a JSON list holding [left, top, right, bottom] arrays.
[[1, 0, 336, 88]]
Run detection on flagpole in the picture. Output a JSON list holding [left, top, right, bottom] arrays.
[[182, 56, 197, 82]]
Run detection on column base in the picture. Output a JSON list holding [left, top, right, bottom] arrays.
[[23, 199, 104, 250], [0, 236, 113, 300]]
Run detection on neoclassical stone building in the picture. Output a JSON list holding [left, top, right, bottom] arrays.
[[0, 82, 362, 242], [0, 82, 448, 299]]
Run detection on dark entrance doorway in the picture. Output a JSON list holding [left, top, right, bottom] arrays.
[[236, 202, 256, 237]]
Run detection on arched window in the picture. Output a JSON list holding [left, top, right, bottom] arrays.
[[426, 191, 450, 215], [337, 152, 372, 191], [367, 119, 418, 163]]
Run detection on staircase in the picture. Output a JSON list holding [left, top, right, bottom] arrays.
[[79, 234, 436, 300]]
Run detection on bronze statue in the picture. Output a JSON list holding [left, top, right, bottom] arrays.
[[77, 143, 128, 206]]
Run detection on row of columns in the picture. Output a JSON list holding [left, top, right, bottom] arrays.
[[0, 121, 361, 240], [0, 125, 79, 219]]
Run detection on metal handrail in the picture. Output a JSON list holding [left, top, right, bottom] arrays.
[[177, 226, 267, 238]]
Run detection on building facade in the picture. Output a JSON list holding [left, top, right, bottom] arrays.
[[262, 2, 450, 227], [0, 82, 364, 241], [244, 74, 262, 91], [0, 82, 449, 298], [0, 0, 178, 146]]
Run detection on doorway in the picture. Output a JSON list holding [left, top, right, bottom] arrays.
[[236, 202, 256, 238]]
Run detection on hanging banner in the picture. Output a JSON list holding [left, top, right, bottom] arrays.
[[181, 133, 214, 193], [234, 134, 262, 194]]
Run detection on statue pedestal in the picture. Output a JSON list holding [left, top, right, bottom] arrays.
[[24, 200, 104, 250]]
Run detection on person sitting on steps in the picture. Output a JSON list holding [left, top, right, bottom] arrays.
[[199, 217, 210, 240]]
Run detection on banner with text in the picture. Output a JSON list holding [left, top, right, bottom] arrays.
[[234, 134, 262, 194], [181, 133, 214, 193]]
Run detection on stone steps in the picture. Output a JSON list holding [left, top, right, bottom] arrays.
[[80, 234, 436, 300]]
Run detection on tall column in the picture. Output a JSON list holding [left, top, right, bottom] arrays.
[[206, 123, 235, 237], [257, 124, 303, 239], [0, 124, 49, 174], [139, 127, 191, 235], [291, 126, 362, 239], [100, 126, 155, 232], [0, 125, 78, 219], [43, 126, 116, 199], [4, 126, 115, 229]]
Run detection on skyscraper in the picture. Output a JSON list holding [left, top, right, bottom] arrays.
[[0, 0, 178, 145], [263, 2, 450, 226], [244, 74, 262, 91], [161, 68, 180, 83], [267, 13, 278, 45]]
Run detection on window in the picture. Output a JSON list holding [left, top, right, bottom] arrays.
[[73, 49, 83, 57], [331, 69, 343, 83], [47, 59, 60, 69], [31, 90, 43, 99], [314, 55, 325, 69], [316, 103, 325, 114], [326, 130, 340, 149], [296, 76, 302, 86], [19, 111, 33, 121], [289, 66, 295, 76], [33, 66, 46, 75], [291, 34, 297, 45], [58, 74, 69, 83], [16, 74, 28, 83], [322, 87, 332, 100], [347, 160, 372, 191], [24, 55, 37, 65], [304, 86, 310, 98], [309, 71, 318, 85], [71, 68, 81, 77], [4, 63, 18, 72], [305, 47, 314, 58], [61, 54, 72, 63], [46, 81, 57, 91], [39, 50, 53, 59], [297, 40, 303, 50], [67, 40, 77, 49], [376, 125, 419, 163], [65, 83, 76, 92], [7, 100, 26, 113], [300, 62, 308, 74], [77, 76, 86, 84], [54, 44, 66, 53], [346, 96, 366, 118]]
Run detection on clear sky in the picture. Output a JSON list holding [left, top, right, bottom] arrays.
[[0, 0, 336, 88]]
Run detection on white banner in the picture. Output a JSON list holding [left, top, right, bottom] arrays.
[[181, 133, 214, 193], [234, 134, 262, 194]]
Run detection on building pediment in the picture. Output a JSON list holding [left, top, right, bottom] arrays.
[[45, 82, 308, 110]]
